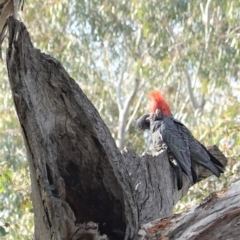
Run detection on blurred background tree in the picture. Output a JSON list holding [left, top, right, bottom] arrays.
[[0, 0, 240, 238]]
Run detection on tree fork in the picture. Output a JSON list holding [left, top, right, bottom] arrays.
[[6, 18, 228, 240]]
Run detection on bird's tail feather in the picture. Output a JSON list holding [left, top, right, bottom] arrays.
[[191, 166, 198, 184], [169, 160, 183, 190], [199, 142, 224, 170]]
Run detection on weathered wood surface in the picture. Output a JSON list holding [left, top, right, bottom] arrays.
[[6, 18, 228, 240], [140, 180, 240, 240], [7, 17, 132, 240], [121, 145, 227, 225]]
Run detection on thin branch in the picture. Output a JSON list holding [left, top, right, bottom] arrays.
[[117, 78, 140, 149], [173, 78, 180, 110], [175, 95, 190, 121], [116, 60, 127, 110], [166, 24, 200, 111], [183, 69, 199, 110], [125, 91, 144, 132], [162, 56, 176, 83], [122, 78, 140, 121], [204, 0, 212, 49], [200, 93, 206, 110], [116, 39, 129, 111], [229, 25, 240, 35]]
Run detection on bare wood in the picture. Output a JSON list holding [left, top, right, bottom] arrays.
[[6, 18, 228, 240], [6, 18, 138, 240], [121, 144, 227, 225], [140, 180, 240, 240]]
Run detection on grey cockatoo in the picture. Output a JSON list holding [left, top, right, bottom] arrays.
[[135, 90, 224, 190]]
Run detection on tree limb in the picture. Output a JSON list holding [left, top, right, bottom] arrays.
[[140, 180, 240, 240], [166, 24, 207, 112], [125, 91, 144, 132], [183, 69, 201, 110], [117, 78, 140, 150]]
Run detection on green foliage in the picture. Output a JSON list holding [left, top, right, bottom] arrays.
[[0, 60, 33, 239], [0, 0, 240, 238], [0, 225, 8, 236]]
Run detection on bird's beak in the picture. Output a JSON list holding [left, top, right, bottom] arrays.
[[155, 109, 161, 115]]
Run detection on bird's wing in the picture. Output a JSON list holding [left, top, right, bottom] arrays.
[[173, 118, 223, 177], [160, 118, 194, 184], [198, 141, 224, 169]]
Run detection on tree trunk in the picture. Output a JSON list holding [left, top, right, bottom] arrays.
[[6, 18, 229, 240]]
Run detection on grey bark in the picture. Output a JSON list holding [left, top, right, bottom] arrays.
[[140, 180, 240, 240], [6, 18, 228, 240]]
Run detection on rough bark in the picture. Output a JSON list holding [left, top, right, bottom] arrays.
[[7, 17, 133, 240], [140, 180, 240, 240], [6, 18, 229, 240], [121, 145, 227, 225]]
